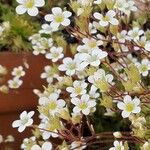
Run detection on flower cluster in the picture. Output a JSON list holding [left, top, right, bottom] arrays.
[[8, 66, 25, 89], [12, 0, 150, 149]]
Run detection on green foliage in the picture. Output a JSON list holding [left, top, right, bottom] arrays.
[[0, 3, 40, 52]]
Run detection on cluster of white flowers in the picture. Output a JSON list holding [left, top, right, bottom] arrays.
[[12, 0, 150, 149], [16, 0, 45, 16], [8, 66, 25, 89]]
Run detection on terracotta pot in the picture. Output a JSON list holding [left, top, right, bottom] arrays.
[[0, 52, 50, 149], [0, 52, 51, 113]]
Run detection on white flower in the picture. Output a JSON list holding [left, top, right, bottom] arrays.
[[71, 94, 96, 115], [81, 38, 103, 52], [58, 57, 83, 76], [41, 66, 58, 83], [76, 49, 108, 67], [33, 46, 46, 55], [45, 7, 72, 30], [71, 141, 86, 150], [31, 142, 52, 150], [21, 136, 36, 149], [89, 85, 100, 99], [89, 23, 97, 34], [114, 0, 137, 15], [113, 30, 129, 43], [12, 111, 34, 132], [45, 46, 64, 62], [88, 69, 114, 88], [29, 34, 41, 45], [39, 24, 55, 34], [66, 80, 88, 97], [135, 59, 150, 76], [94, 10, 119, 27], [16, 0, 45, 16], [8, 77, 23, 89], [117, 95, 141, 118], [128, 27, 144, 42], [11, 66, 25, 78], [109, 141, 124, 150], [39, 93, 66, 115]]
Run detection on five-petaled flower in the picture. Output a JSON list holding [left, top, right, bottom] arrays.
[[117, 95, 141, 118], [71, 94, 96, 115], [45, 7, 72, 30], [16, 0, 45, 16], [94, 10, 119, 27], [12, 111, 34, 132]]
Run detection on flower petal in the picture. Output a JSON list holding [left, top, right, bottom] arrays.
[[16, 5, 27, 14], [27, 7, 39, 16]]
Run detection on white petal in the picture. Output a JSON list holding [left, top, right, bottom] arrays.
[[110, 18, 119, 25], [20, 111, 27, 119], [45, 14, 54, 22], [27, 111, 35, 118], [124, 95, 132, 103], [88, 101, 96, 107], [82, 108, 90, 115], [16, 0, 24, 4], [58, 64, 66, 71], [132, 107, 141, 113], [57, 99, 66, 107], [94, 12, 102, 20], [12, 120, 21, 128], [31, 145, 41, 150], [99, 20, 109, 27], [63, 11, 72, 17], [122, 111, 130, 118], [50, 21, 60, 29], [71, 98, 80, 105], [42, 142, 52, 150], [61, 19, 70, 26], [35, 0, 45, 7], [18, 125, 26, 132], [25, 119, 33, 126], [27, 7, 39, 16], [52, 7, 62, 15], [117, 102, 125, 110], [107, 10, 116, 18], [16, 5, 27, 14], [73, 106, 81, 113]]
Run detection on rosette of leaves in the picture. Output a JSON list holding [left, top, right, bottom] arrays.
[[0, 3, 40, 52]]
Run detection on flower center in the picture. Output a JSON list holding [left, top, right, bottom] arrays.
[[79, 102, 88, 110], [48, 101, 57, 110], [125, 103, 135, 112], [13, 82, 18, 87], [22, 117, 29, 125], [68, 63, 76, 70], [54, 15, 64, 23], [52, 53, 59, 58], [116, 145, 122, 150], [103, 16, 110, 22], [140, 65, 148, 72], [88, 41, 97, 48], [24, 0, 35, 9], [16, 70, 22, 76], [75, 87, 82, 94]]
